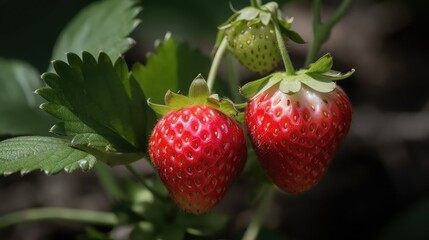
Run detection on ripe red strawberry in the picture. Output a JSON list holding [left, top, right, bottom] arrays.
[[148, 76, 247, 215], [244, 86, 352, 194], [226, 20, 282, 75]]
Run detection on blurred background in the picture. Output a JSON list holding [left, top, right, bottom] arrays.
[[1, 0, 429, 239]]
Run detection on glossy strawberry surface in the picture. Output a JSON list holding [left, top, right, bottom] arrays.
[[149, 105, 247, 214], [245, 87, 352, 194]]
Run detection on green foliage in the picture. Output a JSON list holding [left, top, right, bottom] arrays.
[[40, 52, 149, 152], [50, 0, 141, 66], [0, 136, 96, 175], [0, 58, 53, 135], [0, 0, 355, 239], [79, 228, 114, 240], [132, 35, 229, 105], [177, 211, 229, 237]]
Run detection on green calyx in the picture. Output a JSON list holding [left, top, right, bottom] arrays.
[[214, 1, 305, 51], [148, 74, 239, 117], [240, 53, 355, 98]]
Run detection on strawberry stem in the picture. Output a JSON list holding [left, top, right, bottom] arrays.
[[207, 37, 228, 91], [0, 208, 118, 229], [304, 0, 352, 67], [250, 0, 262, 8], [226, 52, 241, 102], [125, 164, 170, 202], [273, 19, 296, 75], [94, 162, 125, 202], [242, 186, 276, 240]]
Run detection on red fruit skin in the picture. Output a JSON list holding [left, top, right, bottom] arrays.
[[149, 105, 247, 214], [244, 87, 352, 194]]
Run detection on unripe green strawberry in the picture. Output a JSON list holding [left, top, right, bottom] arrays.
[[147, 75, 247, 214], [226, 21, 282, 75]]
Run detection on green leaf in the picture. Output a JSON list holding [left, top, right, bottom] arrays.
[[79, 228, 114, 240], [0, 136, 96, 175], [307, 53, 333, 73], [130, 222, 156, 240], [158, 225, 185, 240], [40, 52, 149, 152], [50, 0, 141, 67], [0, 58, 53, 135], [133, 36, 229, 105], [177, 211, 229, 237], [133, 35, 228, 129], [38, 100, 112, 150]]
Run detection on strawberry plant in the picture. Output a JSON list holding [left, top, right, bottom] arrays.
[[0, 0, 354, 239]]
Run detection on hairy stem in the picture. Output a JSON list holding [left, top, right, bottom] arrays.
[[125, 164, 169, 202], [304, 0, 353, 67], [242, 186, 276, 240], [207, 37, 228, 92], [273, 20, 295, 75], [0, 208, 118, 229], [250, 0, 262, 8]]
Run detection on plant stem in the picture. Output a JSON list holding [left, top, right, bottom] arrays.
[[250, 0, 262, 8], [273, 20, 295, 75], [304, 0, 353, 67], [242, 186, 276, 240], [94, 162, 124, 202], [125, 164, 169, 201], [0, 208, 118, 229], [226, 52, 241, 102], [207, 37, 228, 92]]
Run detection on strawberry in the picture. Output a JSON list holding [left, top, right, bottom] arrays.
[[226, 20, 281, 75], [217, 2, 304, 75], [241, 54, 354, 194], [148, 75, 247, 214], [245, 86, 351, 194]]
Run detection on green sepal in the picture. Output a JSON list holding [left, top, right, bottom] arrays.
[[236, 7, 260, 21], [298, 74, 336, 93], [261, 2, 279, 15], [281, 27, 306, 44], [279, 79, 301, 94], [259, 11, 271, 25], [218, 1, 305, 46], [147, 75, 239, 117], [219, 2, 292, 28], [240, 54, 355, 98], [165, 91, 194, 109], [307, 53, 333, 73], [308, 69, 355, 81], [147, 100, 173, 117], [239, 75, 272, 99], [219, 98, 239, 117], [188, 74, 210, 101]]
